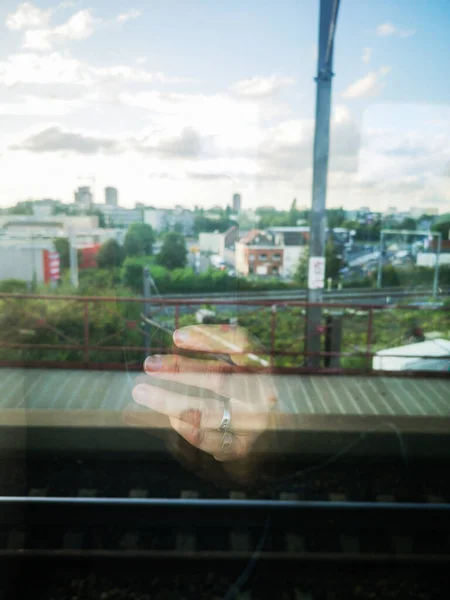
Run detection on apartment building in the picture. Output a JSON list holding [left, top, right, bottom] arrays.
[[235, 230, 283, 276]]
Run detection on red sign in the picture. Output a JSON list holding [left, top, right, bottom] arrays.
[[43, 250, 60, 283], [78, 244, 101, 269]]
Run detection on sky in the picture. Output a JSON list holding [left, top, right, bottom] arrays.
[[0, 0, 449, 212]]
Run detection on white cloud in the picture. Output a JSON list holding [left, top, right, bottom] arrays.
[[9, 4, 143, 51], [376, 22, 416, 37], [119, 90, 264, 155], [362, 47, 372, 64], [136, 56, 148, 65], [230, 75, 295, 98], [0, 95, 85, 116], [23, 8, 97, 50], [10, 124, 122, 154], [0, 52, 187, 86], [116, 9, 141, 23], [0, 52, 87, 85], [342, 66, 391, 99], [6, 2, 52, 30]]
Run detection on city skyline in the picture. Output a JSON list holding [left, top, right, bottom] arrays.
[[0, 1, 449, 212]]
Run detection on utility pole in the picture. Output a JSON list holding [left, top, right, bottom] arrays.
[[376, 230, 385, 289], [305, 0, 340, 368], [68, 227, 78, 288], [143, 267, 152, 357]]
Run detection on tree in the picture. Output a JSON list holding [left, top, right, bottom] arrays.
[[157, 232, 188, 270], [293, 248, 309, 286], [97, 239, 125, 268], [124, 223, 155, 256], [398, 217, 417, 231], [288, 198, 299, 226], [431, 214, 450, 239], [293, 242, 344, 287], [325, 240, 345, 281], [7, 201, 33, 215], [53, 237, 70, 269], [327, 208, 346, 229]]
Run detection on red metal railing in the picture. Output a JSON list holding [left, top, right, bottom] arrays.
[[0, 293, 448, 377]]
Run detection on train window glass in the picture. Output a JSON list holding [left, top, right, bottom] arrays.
[[0, 0, 449, 505]]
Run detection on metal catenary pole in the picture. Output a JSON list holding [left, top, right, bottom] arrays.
[[143, 266, 151, 357], [305, 0, 340, 367]]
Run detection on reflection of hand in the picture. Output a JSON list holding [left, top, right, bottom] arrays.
[[131, 325, 278, 462]]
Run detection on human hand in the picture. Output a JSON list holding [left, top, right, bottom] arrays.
[[130, 324, 278, 463]]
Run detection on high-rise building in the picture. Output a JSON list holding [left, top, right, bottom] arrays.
[[232, 193, 242, 213], [105, 186, 118, 207], [74, 186, 93, 210]]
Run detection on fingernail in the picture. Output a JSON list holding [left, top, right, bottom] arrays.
[[132, 384, 149, 405], [132, 384, 164, 411], [144, 355, 163, 371], [174, 328, 190, 346]]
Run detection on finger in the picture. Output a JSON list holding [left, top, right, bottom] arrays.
[[144, 354, 277, 404], [173, 325, 268, 367], [144, 353, 234, 400], [145, 353, 234, 375], [132, 382, 224, 429], [169, 416, 255, 462], [132, 382, 272, 432]]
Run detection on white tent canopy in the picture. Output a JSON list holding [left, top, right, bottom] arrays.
[[373, 339, 450, 372]]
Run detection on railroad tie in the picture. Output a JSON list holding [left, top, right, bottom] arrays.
[[176, 490, 198, 552], [229, 491, 251, 552]]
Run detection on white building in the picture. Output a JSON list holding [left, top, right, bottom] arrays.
[[144, 208, 194, 235], [74, 186, 93, 210], [97, 205, 142, 228], [199, 226, 239, 263], [232, 193, 242, 212], [105, 187, 118, 207], [0, 241, 55, 285], [144, 209, 170, 232], [199, 232, 222, 255], [416, 252, 450, 267], [268, 227, 309, 279], [0, 215, 99, 238]]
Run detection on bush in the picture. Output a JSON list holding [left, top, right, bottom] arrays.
[[97, 239, 125, 268], [0, 279, 29, 293]]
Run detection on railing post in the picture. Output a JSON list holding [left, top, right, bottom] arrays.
[[366, 308, 373, 371], [270, 304, 277, 369], [83, 300, 89, 365], [143, 267, 151, 358], [175, 304, 180, 331]]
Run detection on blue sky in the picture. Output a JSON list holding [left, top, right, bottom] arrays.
[[0, 0, 449, 212]]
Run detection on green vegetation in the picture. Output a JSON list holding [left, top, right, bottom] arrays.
[[97, 239, 125, 268], [156, 232, 188, 270], [53, 238, 71, 270], [123, 223, 155, 257], [1, 262, 448, 368]]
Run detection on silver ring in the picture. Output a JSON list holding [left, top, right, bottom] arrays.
[[217, 397, 231, 433], [221, 431, 233, 453]]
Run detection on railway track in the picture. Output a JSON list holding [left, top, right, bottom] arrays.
[[152, 286, 450, 302], [1, 453, 450, 599]]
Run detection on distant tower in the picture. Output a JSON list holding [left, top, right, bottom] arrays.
[[74, 186, 93, 210], [105, 186, 118, 207], [232, 193, 242, 213]]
